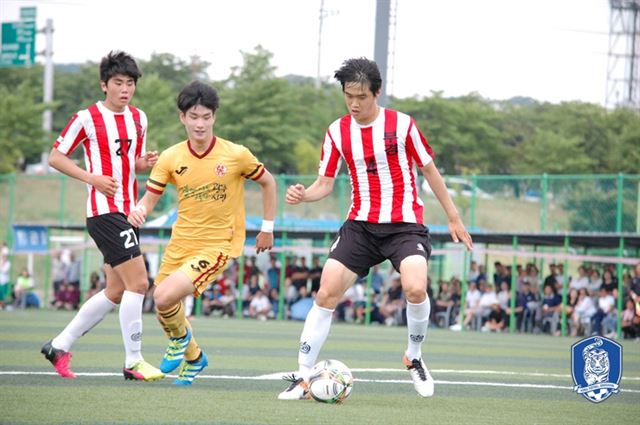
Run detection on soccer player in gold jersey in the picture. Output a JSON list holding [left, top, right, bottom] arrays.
[[128, 81, 277, 385]]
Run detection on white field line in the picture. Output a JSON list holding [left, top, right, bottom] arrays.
[[1, 369, 639, 393]]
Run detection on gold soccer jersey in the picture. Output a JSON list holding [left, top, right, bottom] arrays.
[[147, 137, 264, 257]]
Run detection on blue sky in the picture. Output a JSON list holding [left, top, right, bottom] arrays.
[[1, 0, 610, 105]]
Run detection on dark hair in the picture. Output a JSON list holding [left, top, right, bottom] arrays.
[[99, 51, 141, 84], [334, 57, 382, 95], [177, 81, 220, 114]]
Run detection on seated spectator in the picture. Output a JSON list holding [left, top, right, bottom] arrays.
[[202, 283, 223, 316], [53, 281, 80, 310], [601, 270, 617, 294], [570, 288, 597, 337], [249, 288, 272, 321], [14, 268, 40, 309], [587, 269, 602, 295], [269, 287, 280, 318], [461, 280, 482, 329], [621, 297, 640, 339], [514, 282, 539, 332], [380, 274, 405, 326], [541, 284, 562, 336], [497, 281, 511, 311], [482, 302, 507, 332], [434, 280, 455, 327], [592, 287, 616, 336]]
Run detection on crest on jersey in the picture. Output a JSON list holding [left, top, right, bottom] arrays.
[[571, 336, 621, 403], [215, 164, 227, 177], [383, 131, 398, 155]]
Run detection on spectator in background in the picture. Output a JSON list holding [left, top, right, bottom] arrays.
[[592, 287, 616, 336], [556, 263, 566, 289], [459, 280, 482, 330], [51, 251, 67, 299], [85, 271, 104, 301], [570, 288, 597, 337], [309, 257, 323, 295], [249, 288, 272, 321], [570, 266, 590, 292], [290, 257, 310, 293], [53, 282, 80, 311], [541, 284, 562, 336], [269, 287, 280, 319], [525, 263, 540, 294], [543, 263, 559, 292], [65, 252, 81, 291], [601, 269, 617, 294], [380, 274, 405, 326], [493, 262, 507, 288], [587, 268, 602, 295], [482, 302, 507, 332], [369, 264, 384, 295], [621, 297, 639, 339], [266, 256, 281, 291], [497, 281, 511, 312], [468, 261, 479, 283], [14, 268, 40, 309], [628, 262, 640, 301], [0, 249, 10, 308], [475, 264, 487, 285]]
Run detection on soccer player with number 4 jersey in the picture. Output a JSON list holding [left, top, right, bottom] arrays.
[[278, 58, 473, 400], [42, 51, 164, 382], [128, 81, 277, 385]]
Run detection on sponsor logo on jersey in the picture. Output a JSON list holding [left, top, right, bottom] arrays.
[[175, 166, 188, 175], [571, 336, 621, 403]]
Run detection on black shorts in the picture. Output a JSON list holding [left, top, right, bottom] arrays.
[[328, 220, 432, 278], [86, 213, 141, 267]]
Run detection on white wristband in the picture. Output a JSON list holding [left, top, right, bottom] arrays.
[[261, 220, 274, 233]]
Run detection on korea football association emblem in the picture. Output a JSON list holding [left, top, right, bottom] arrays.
[[571, 336, 621, 403]]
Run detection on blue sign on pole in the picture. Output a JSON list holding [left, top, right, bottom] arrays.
[[12, 225, 49, 253]]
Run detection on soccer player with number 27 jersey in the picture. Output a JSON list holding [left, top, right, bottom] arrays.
[[42, 51, 164, 382], [278, 58, 474, 400]]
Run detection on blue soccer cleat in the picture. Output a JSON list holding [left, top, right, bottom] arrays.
[[160, 328, 192, 373], [173, 351, 208, 386]]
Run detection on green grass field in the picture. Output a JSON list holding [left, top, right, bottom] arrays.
[[1, 310, 639, 425]]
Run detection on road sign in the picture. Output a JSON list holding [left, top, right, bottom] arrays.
[[0, 7, 37, 68]]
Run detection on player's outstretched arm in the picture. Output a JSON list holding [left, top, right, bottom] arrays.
[[254, 169, 277, 253], [285, 176, 335, 205], [421, 162, 473, 251], [128, 191, 162, 228], [49, 148, 119, 197]]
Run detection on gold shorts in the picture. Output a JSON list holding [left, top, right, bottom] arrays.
[[155, 240, 230, 296]]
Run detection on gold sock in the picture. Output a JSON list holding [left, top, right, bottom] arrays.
[[156, 302, 187, 339], [184, 318, 201, 362]]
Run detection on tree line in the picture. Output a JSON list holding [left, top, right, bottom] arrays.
[[1, 46, 638, 176]]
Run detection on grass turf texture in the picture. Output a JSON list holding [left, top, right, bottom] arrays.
[[1, 310, 638, 424]]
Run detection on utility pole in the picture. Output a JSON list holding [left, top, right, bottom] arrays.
[[41, 18, 54, 133], [316, 0, 338, 88], [374, 0, 391, 106]]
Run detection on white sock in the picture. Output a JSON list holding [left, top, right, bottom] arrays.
[[297, 302, 334, 380], [405, 298, 431, 360], [119, 291, 145, 368], [52, 290, 116, 352]]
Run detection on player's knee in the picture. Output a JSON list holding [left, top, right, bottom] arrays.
[[315, 288, 340, 309], [404, 286, 427, 304]]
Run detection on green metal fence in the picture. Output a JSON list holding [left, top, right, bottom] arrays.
[[2, 172, 639, 243]]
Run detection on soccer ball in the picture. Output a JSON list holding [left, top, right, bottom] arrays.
[[308, 359, 354, 404]]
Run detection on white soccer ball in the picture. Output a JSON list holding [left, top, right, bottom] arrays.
[[308, 359, 354, 404]]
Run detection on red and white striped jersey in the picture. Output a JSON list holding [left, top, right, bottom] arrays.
[[53, 101, 147, 218], [318, 108, 434, 224]]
